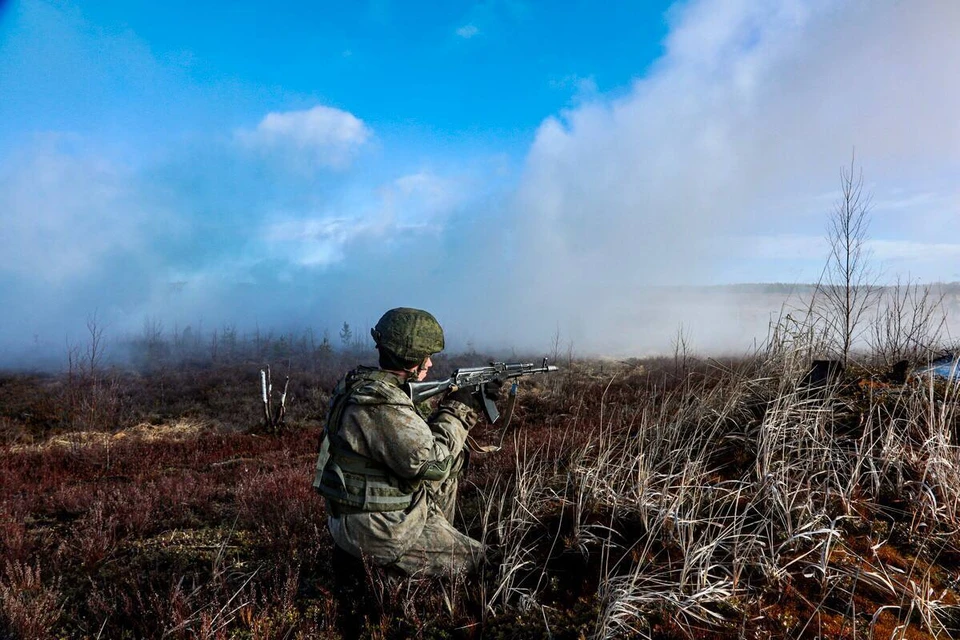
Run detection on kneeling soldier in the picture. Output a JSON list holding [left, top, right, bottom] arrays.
[[313, 307, 492, 576]]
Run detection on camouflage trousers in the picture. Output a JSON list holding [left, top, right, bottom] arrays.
[[389, 475, 485, 577], [328, 468, 485, 577]]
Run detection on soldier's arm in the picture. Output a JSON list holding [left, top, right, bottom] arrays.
[[419, 399, 480, 479], [342, 402, 474, 482]]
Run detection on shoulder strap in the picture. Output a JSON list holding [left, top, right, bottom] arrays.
[[325, 367, 373, 441]]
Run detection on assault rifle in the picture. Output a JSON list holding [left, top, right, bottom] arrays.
[[406, 358, 559, 424]]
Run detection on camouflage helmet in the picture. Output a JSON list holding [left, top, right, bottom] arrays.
[[371, 308, 445, 361]]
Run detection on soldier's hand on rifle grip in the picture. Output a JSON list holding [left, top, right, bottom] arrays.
[[441, 380, 504, 420], [482, 379, 504, 403], [442, 386, 482, 413]]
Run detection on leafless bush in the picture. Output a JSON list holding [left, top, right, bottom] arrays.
[[0, 562, 63, 639], [870, 278, 947, 365]]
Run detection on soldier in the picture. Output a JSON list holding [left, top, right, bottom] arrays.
[[313, 307, 497, 576]]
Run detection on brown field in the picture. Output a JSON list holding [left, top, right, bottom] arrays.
[[2, 340, 960, 638]]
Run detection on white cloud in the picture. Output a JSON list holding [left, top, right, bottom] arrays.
[[263, 217, 368, 267], [0, 139, 158, 283], [496, 0, 960, 352], [456, 24, 479, 39], [512, 0, 960, 285], [258, 170, 466, 269], [389, 171, 462, 224], [236, 105, 372, 170], [0, 138, 186, 354]]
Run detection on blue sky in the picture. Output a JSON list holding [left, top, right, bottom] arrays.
[[0, 1, 670, 150], [1, 0, 959, 358]]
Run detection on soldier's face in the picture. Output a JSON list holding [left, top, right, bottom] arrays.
[[415, 356, 433, 381]]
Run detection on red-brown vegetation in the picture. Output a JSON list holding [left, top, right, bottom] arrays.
[[1, 347, 960, 638]]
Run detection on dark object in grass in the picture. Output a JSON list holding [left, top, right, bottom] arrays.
[[801, 359, 844, 389], [331, 545, 372, 639], [889, 359, 911, 384]]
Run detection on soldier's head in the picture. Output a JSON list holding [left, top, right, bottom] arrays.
[[371, 307, 444, 381]]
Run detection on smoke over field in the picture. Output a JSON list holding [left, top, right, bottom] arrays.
[[4, 282, 959, 373]]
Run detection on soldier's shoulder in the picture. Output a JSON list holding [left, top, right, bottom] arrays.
[[347, 369, 412, 407]]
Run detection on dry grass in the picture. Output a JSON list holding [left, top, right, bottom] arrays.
[[10, 418, 212, 453], [2, 331, 960, 638]]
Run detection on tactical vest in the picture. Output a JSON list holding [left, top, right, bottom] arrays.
[[313, 367, 421, 513]]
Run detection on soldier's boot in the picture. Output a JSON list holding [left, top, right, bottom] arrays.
[[331, 544, 370, 639]]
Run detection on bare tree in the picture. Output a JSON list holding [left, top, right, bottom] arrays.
[[85, 312, 106, 374], [67, 312, 107, 378], [816, 153, 879, 366], [672, 323, 692, 375]]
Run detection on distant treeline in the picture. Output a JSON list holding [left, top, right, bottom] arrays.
[[18, 319, 390, 377], [119, 320, 378, 373], [55, 318, 510, 378]]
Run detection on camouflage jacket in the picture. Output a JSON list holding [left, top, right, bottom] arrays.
[[313, 367, 478, 564]]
